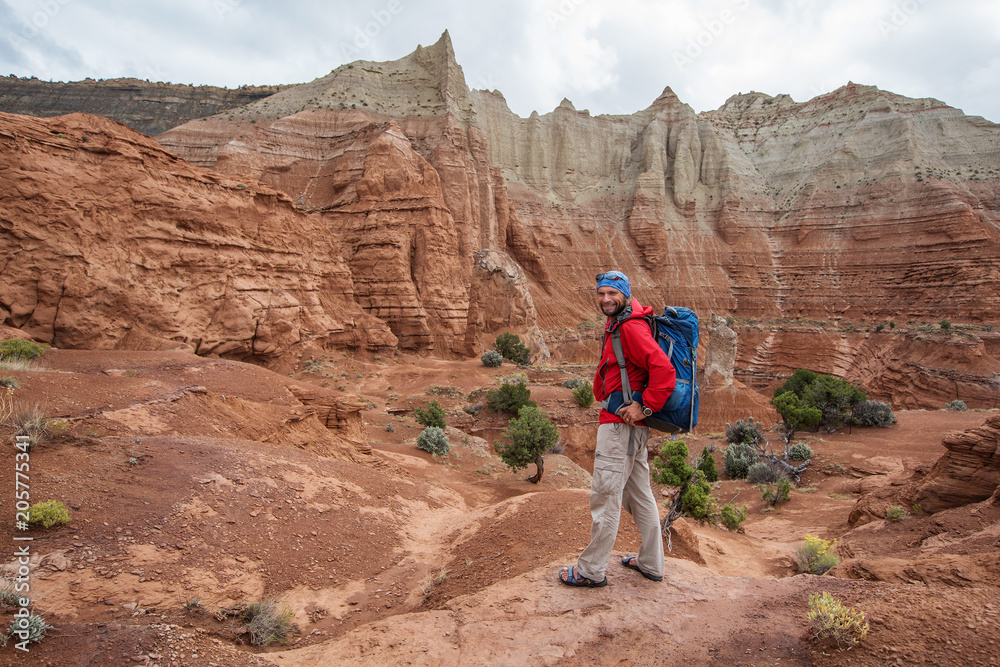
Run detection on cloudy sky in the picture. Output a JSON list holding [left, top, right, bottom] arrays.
[[2, 0, 998, 122]]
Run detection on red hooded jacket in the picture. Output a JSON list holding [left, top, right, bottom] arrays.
[[592, 298, 676, 426]]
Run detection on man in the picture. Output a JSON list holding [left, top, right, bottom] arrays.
[[559, 270, 676, 587]]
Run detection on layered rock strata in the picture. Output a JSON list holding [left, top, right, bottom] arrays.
[[849, 415, 1000, 522], [0, 76, 286, 135], [5, 31, 1000, 408], [0, 111, 395, 358]]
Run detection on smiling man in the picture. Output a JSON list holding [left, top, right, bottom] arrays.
[[559, 270, 676, 587]]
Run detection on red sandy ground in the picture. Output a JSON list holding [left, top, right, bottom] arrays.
[[0, 349, 997, 666]]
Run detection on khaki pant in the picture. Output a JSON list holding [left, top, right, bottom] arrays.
[[577, 423, 664, 581]]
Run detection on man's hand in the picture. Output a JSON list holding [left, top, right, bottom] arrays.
[[616, 401, 646, 425]]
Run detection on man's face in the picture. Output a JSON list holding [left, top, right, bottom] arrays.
[[597, 286, 627, 318]]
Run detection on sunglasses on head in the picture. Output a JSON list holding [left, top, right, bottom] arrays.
[[596, 272, 627, 282]]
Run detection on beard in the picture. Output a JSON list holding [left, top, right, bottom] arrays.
[[601, 299, 626, 318]]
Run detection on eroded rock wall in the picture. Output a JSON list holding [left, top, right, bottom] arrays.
[[0, 76, 286, 136], [5, 32, 1000, 409], [0, 111, 395, 358]]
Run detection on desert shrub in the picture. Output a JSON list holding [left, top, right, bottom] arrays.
[[651, 440, 693, 487], [886, 506, 908, 522], [426, 385, 463, 399], [940, 319, 952, 330], [493, 332, 531, 365], [681, 472, 713, 519], [0, 386, 12, 424], [480, 350, 503, 367], [725, 417, 764, 445], [761, 477, 791, 505], [27, 500, 71, 528], [561, 377, 586, 389], [3, 612, 51, 646], [773, 368, 818, 400], [795, 535, 839, 574], [945, 399, 968, 411], [723, 442, 757, 480], [850, 400, 895, 428], [0, 376, 17, 389], [416, 427, 450, 456], [0, 339, 44, 362], [240, 600, 295, 646], [774, 370, 865, 432], [800, 375, 866, 432], [788, 442, 814, 461], [0, 578, 20, 607], [47, 419, 70, 438], [413, 400, 446, 429], [10, 404, 49, 451], [571, 383, 594, 408], [719, 503, 747, 531], [696, 447, 719, 483], [495, 405, 558, 479], [486, 381, 534, 415], [807, 592, 869, 647], [772, 392, 822, 433], [747, 460, 784, 484]]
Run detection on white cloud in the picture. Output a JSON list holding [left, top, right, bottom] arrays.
[[0, 0, 997, 122]]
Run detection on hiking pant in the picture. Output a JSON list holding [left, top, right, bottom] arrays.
[[577, 423, 664, 581]]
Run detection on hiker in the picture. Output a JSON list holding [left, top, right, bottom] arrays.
[[559, 270, 676, 587]]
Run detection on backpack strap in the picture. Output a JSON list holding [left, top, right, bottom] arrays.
[[610, 329, 633, 405], [610, 328, 640, 456]]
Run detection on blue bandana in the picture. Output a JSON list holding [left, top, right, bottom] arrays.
[[595, 271, 631, 299]]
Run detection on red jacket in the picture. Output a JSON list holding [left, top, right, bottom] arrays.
[[592, 298, 676, 426]]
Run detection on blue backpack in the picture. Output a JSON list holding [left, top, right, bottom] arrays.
[[603, 306, 700, 433]]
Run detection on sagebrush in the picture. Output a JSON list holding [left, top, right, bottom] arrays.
[[416, 427, 450, 456], [723, 442, 757, 480], [725, 417, 764, 445], [747, 460, 784, 484], [480, 350, 503, 367], [2, 612, 50, 646], [789, 442, 814, 461], [850, 400, 895, 428]]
